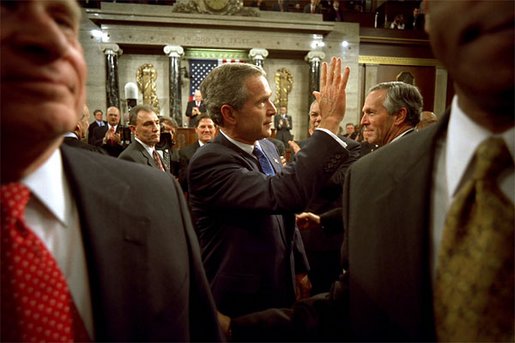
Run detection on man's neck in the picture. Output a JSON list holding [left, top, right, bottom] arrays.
[[383, 124, 415, 146], [1, 138, 63, 183]]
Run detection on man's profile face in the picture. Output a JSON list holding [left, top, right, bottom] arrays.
[[132, 110, 160, 147], [308, 102, 321, 134], [106, 107, 121, 126], [195, 118, 216, 144], [360, 89, 395, 146], [231, 75, 276, 144]]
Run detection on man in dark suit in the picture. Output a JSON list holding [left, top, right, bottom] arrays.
[[185, 89, 207, 128], [118, 104, 167, 171], [87, 108, 106, 144], [229, 1, 514, 341], [178, 114, 216, 192], [273, 105, 293, 147], [290, 100, 361, 294], [89, 105, 125, 157], [0, 1, 223, 341], [63, 105, 107, 155], [189, 59, 351, 324]]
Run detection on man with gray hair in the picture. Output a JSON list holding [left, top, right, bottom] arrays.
[[118, 104, 167, 172], [188, 58, 352, 320], [360, 81, 423, 147]]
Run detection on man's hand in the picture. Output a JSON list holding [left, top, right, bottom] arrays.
[[217, 311, 231, 338], [288, 140, 301, 155], [296, 212, 321, 231], [295, 273, 312, 300], [314, 57, 350, 134], [104, 128, 121, 145]]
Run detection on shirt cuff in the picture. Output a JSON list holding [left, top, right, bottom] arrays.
[[315, 128, 348, 149]]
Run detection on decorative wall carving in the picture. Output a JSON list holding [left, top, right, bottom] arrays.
[[136, 63, 161, 114], [274, 68, 293, 108], [172, 0, 258, 16]]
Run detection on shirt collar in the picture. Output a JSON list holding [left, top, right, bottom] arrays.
[[390, 127, 415, 144], [135, 137, 155, 156], [22, 149, 69, 226], [446, 95, 515, 198], [219, 129, 255, 155]]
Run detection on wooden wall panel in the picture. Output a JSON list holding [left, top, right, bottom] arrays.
[[376, 64, 435, 112]]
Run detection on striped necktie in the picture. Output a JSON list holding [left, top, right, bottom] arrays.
[[253, 145, 275, 176]]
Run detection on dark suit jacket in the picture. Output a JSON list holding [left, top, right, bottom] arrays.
[[118, 140, 166, 171], [230, 115, 447, 341], [60, 145, 223, 341], [185, 101, 206, 127], [297, 135, 360, 294], [62, 136, 107, 155], [274, 114, 293, 144], [340, 115, 447, 341], [89, 125, 125, 157], [178, 141, 201, 192], [188, 131, 349, 317], [87, 121, 106, 145]]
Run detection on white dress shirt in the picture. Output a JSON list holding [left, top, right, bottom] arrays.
[[430, 95, 515, 279], [22, 149, 94, 337]]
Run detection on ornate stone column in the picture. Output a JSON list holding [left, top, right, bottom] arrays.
[[164, 45, 184, 127], [248, 48, 269, 68], [101, 43, 122, 110], [305, 50, 326, 108]]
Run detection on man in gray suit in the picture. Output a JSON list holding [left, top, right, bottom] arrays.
[[0, 1, 222, 341], [228, 1, 514, 341], [118, 104, 167, 172]]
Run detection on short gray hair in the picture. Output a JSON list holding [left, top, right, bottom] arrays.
[[368, 81, 423, 126], [129, 104, 154, 125], [199, 63, 266, 127]]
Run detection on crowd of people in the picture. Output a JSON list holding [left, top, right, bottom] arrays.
[[1, 0, 513, 342]]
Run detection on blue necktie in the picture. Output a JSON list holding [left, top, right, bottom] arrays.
[[253, 145, 275, 176]]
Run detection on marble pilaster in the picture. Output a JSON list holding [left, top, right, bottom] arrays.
[[164, 45, 184, 127]]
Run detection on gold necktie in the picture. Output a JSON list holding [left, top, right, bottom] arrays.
[[434, 137, 514, 341]]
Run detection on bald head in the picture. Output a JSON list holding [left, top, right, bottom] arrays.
[[417, 111, 438, 130]]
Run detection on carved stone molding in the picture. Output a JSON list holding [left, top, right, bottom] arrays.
[[304, 50, 326, 63], [171, 0, 258, 16], [101, 43, 122, 56], [163, 45, 184, 58]]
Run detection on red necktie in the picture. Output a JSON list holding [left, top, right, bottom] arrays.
[[1, 183, 90, 342], [152, 150, 165, 171]]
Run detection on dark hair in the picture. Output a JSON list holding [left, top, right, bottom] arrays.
[[195, 114, 214, 128], [200, 63, 265, 127]]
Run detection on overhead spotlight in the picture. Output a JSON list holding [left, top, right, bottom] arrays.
[[341, 40, 349, 48]]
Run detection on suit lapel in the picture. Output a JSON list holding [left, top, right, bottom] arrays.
[[135, 141, 156, 168], [346, 112, 449, 339], [60, 146, 150, 336]]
